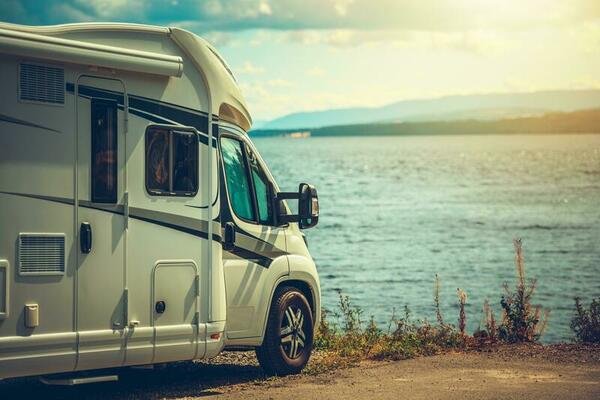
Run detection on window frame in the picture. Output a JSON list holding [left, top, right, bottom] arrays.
[[246, 144, 275, 225], [90, 98, 118, 204], [219, 131, 276, 226], [145, 124, 199, 197]]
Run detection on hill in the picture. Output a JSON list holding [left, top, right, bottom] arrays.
[[250, 108, 600, 137], [259, 90, 600, 130]]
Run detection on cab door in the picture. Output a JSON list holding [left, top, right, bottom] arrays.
[[220, 133, 288, 339], [75, 77, 126, 370]]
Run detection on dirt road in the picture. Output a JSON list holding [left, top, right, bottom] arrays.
[[1, 345, 599, 399], [219, 350, 600, 400]]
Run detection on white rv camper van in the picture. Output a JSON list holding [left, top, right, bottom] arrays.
[[0, 22, 320, 382]]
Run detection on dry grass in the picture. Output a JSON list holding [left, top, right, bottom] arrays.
[[497, 239, 549, 342], [307, 239, 558, 373], [457, 288, 468, 336], [308, 292, 465, 374]]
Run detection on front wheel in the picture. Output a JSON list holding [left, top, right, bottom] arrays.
[[256, 287, 314, 376]]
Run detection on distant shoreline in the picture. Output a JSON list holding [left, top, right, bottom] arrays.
[[252, 131, 600, 139], [250, 108, 600, 138]]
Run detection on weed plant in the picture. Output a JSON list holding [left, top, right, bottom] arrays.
[[497, 239, 549, 342], [571, 297, 600, 343], [309, 239, 554, 372]]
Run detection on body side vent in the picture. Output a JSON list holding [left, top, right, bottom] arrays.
[[18, 233, 66, 276], [19, 63, 65, 105]]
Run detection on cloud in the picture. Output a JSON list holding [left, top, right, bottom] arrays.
[[239, 81, 365, 120], [238, 81, 293, 119], [306, 67, 326, 77], [569, 21, 600, 54], [2, 0, 597, 54], [3, 0, 599, 33], [199, 30, 237, 47], [266, 78, 294, 88], [283, 29, 512, 55], [334, 0, 355, 16], [570, 76, 600, 90], [258, 1, 272, 16], [237, 61, 265, 75], [81, 0, 138, 19]]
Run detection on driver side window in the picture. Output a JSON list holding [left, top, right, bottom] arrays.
[[220, 136, 274, 225], [247, 146, 273, 225], [221, 137, 255, 222]]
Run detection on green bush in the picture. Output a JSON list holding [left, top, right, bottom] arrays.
[[571, 297, 600, 343]]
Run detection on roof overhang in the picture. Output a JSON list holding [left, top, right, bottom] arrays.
[[0, 25, 183, 78]]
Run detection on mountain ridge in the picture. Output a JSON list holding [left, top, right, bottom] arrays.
[[250, 107, 600, 137], [257, 89, 600, 130]]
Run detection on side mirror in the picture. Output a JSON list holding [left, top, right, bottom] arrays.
[[276, 183, 319, 229], [298, 183, 319, 229]]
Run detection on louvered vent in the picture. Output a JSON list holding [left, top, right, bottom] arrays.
[[19, 63, 65, 104], [19, 234, 65, 275]]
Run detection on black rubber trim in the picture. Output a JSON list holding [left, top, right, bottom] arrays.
[[225, 246, 273, 268]]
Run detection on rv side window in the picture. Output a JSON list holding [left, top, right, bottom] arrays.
[[91, 99, 118, 203], [172, 130, 198, 193], [145, 126, 198, 196]]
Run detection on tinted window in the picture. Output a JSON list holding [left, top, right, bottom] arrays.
[[221, 137, 255, 221], [173, 131, 198, 193], [91, 99, 117, 203], [247, 146, 273, 224], [146, 126, 198, 196], [146, 127, 170, 193]]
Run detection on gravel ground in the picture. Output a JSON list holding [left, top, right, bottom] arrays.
[[1, 344, 599, 399]]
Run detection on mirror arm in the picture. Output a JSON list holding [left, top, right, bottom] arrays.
[[276, 192, 300, 200], [277, 214, 300, 224], [275, 192, 300, 226]]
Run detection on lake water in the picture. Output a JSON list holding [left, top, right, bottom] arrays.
[[253, 134, 600, 343]]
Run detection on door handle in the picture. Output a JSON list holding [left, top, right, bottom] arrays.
[[80, 222, 92, 254], [223, 222, 236, 251]]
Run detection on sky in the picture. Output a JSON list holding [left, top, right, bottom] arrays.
[[2, 0, 600, 121]]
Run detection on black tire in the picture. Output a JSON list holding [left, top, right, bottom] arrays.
[[256, 286, 314, 376]]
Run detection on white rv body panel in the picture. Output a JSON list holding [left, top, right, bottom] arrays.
[[0, 23, 320, 380]]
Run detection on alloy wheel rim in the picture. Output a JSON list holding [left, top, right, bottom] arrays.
[[280, 306, 306, 359]]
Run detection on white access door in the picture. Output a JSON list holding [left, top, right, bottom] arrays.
[[75, 76, 127, 370]]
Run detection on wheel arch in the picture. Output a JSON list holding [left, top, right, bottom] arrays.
[[259, 276, 320, 344], [250, 248, 321, 347], [276, 279, 316, 322]]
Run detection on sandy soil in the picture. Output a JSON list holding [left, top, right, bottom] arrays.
[[219, 350, 600, 400], [1, 345, 599, 399]]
